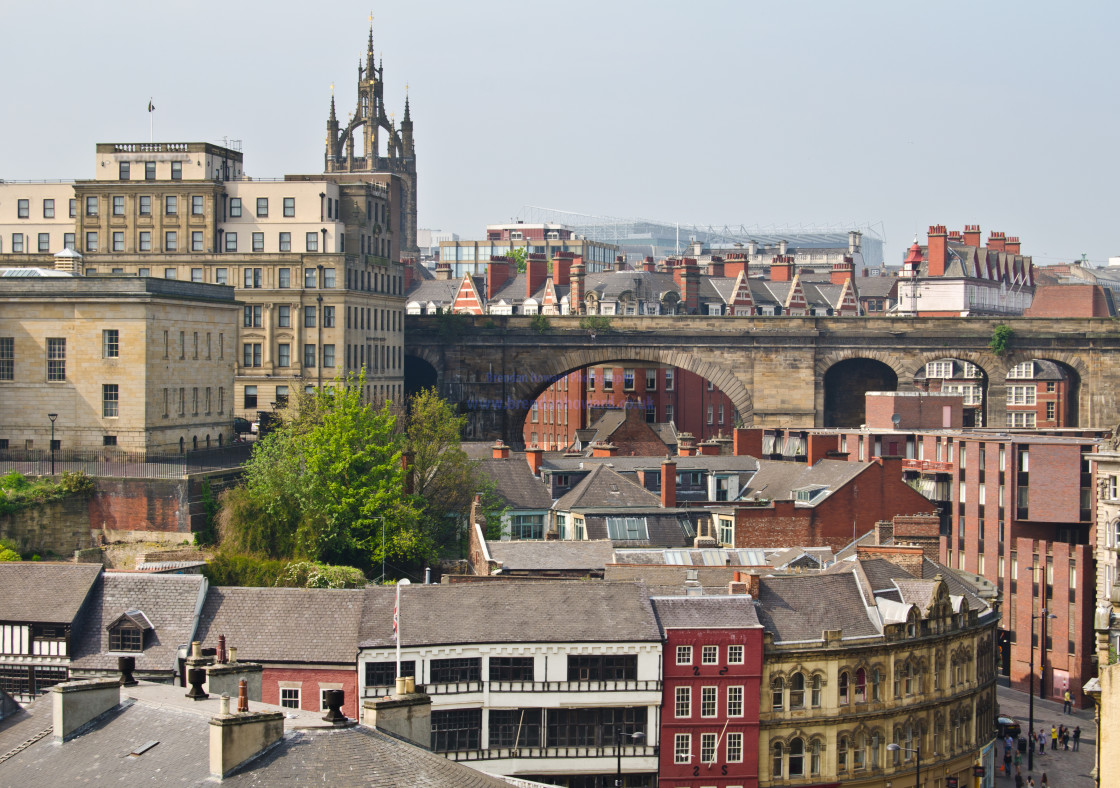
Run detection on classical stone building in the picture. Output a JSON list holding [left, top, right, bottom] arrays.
[[0, 273, 238, 452], [0, 29, 412, 419], [755, 549, 999, 788]]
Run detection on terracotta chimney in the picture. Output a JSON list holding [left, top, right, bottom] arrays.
[[570, 258, 586, 314], [707, 256, 725, 278], [552, 251, 573, 287], [525, 446, 544, 476], [591, 441, 618, 458], [491, 439, 510, 459], [831, 256, 854, 285], [724, 252, 748, 279], [434, 261, 452, 280], [963, 224, 981, 248], [526, 254, 547, 298], [678, 432, 697, 456], [770, 255, 794, 282], [672, 258, 699, 313], [732, 427, 762, 457], [698, 439, 721, 456], [1006, 236, 1021, 255], [927, 225, 948, 277], [988, 231, 1007, 253], [661, 457, 677, 508], [642, 256, 656, 273], [486, 256, 513, 300]]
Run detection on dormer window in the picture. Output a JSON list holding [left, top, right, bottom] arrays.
[[794, 485, 828, 503], [108, 609, 153, 652]]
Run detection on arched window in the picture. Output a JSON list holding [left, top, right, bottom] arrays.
[[838, 671, 849, 705], [192, 435, 198, 451], [205, 435, 210, 449], [771, 676, 785, 711], [772, 742, 784, 777], [871, 667, 882, 701], [854, 667, 867, 703], [810, 674, 822, 707], [810, 739, 822, 775], [179, 437, 185, 454], [218, 433, 223, 447], [904, 662, 914, 695], [870, 731, 881, 769], [853, 733, 866, 770], [789, 737, 805, 777], [935, 653, 943, 690], [837, 735, 848, 773], [789, 672, 805, 709], [906, 610, 919, 638]]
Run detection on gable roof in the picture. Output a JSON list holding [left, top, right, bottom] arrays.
[[476, 458, 553, 510], [742, 459, 868, 504], [651, 596, 762, 633], [0, 563, 102, 624], [70, 573, 207, 674], [195, 586, 365, 665], [553, 463, 663, 510], [359, 582, 661, 648]]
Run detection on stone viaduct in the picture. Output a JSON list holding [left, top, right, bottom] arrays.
[[404, 315, 1120, 447]]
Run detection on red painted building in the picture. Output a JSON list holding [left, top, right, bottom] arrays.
[[653, 586, 764, 788], [525, 364, 737, 451]]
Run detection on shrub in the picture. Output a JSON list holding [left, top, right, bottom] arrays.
[[990, 324, 1013, 357], [579, 315, 612, 333], [530, 313, 551, 335], [0, 548, 20, 562]]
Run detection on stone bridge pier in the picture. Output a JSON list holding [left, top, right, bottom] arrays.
[[404, 315, 1120, 448]]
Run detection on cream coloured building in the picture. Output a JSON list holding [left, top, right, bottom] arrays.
[[0, 272, 238, 452], [757, 545, 1000, 788]]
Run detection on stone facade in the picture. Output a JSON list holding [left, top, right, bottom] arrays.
[[0, 277, 238, 452]]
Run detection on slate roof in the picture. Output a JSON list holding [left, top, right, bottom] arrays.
[[857, 277, 898, 299], [0, 693, 51, 759], [0, 563, 101, 624], [584, 513, 694, 548], [195, 587, 365, 665], [477, 458, 553, 509], [358, 582, 661, 648], [742, 459, 868, 504], [3, 689, 514, 787], [544, 455, 758, 474], [70, 573, 207, 674], [756, 573, 880, 642], [405, 278, 463, 307], [613, 547, 769, 566], [486, 539, 616, 571], [652, 596, 762, 633], [553, 464, 663, 510]]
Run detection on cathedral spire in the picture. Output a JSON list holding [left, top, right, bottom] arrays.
[[367, 22, 374, 55], [329, 88, 337, 123], [403, 91, 411, 122]]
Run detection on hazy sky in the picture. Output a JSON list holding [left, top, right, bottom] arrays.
[[3, 1, 1116, 265]]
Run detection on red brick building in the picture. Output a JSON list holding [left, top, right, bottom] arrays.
[[653, 589, 764, 788]]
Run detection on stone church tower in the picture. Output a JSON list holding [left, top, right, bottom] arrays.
[[325, 25, 418, 254]]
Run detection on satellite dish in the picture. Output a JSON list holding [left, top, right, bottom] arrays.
[[891, 413, 902, 427]]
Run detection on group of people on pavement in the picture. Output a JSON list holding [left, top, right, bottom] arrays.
[[1002, 719, 1081, 788]]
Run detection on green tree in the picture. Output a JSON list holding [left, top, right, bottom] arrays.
[[508, 246, 528, 273], [219, 372, 426, 577], [405, 389, 507, 552]]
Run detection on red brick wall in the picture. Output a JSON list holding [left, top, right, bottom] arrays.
[[866, 392, 963, 430], [263, 666, 358, 718], [89, 477, 192, 535], [1026, 443, 1083, 523]]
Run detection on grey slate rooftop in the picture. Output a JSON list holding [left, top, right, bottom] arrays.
[[553, 464, 663, 510], [476, 457, 554, 509], [0, 563, 101, 624], [756, 572, 882, 643], [486, 539, 616, 571], [651, 596, 762, 633], [196, 586, 365, 665], [70, 572, 207, 675], [359, 582, 661, 649]]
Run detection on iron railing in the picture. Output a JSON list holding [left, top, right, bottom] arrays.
[[0, 444, 252, 480]]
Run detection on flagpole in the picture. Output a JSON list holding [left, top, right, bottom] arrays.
[[395, 578, 410, 680]]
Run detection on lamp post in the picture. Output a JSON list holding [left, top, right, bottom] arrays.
[[886, 743, 920, 788], [1028, 608, 1057, 771], [47, 413, 57, 475], [615, 727, 646, 787]]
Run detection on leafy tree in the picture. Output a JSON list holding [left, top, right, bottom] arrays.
[[219, 372, 425, 577], [508, 246, 528, 273]]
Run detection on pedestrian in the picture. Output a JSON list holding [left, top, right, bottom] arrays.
[[1028, 776, 1035, 788], [1015, 769, 1024, 788], [1064, 689, 1072, 713], [1040, 730, 1047, 755], [1041, 773, 1049, 788], [1074, 726, 1081, 751], [1051, 725, 1058, 750], [1062, 728, 1070, 750], [1015, 749, 1023, 768]]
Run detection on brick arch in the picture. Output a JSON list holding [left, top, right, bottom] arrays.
[[504, 346, 755, 445]]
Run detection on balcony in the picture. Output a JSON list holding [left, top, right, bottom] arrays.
[[443, 743, 658, 763], [902, 459, 954, 473], [362, 678, 662, 699]]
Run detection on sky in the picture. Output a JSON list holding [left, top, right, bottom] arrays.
[[2, 1, 1117, 266]]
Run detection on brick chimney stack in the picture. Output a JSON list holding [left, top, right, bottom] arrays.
[[987, 231, 1007, 253], [660, 456, 677, 508], [434, 261, 452, 280], [770, 255, 794, 282], [1006, 237, 1021, 255], [927, 225, 948, 277], [569, 258, 586, 314], [732, 427, 762, 457], [486, 256, 513, 300], [678, 432, 697, 456], [526, 254, 548, 299], [491, 439, 510, 459], [724, 252, 749, 279], [552, 251, 574, 286], [963, 224, 981, 248], [678, 258, 700, 313], [698, 439, 721, 456], [831, 256, 854, 285], [591, 441, 618, 458], [525, 445, 544, 476], [707, 256, 725, 278], [641, 256, 656, 273]]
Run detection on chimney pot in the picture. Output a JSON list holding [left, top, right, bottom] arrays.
[[186, 668, 209, 701], [237, 678, 248, 713], [220, 694, 230, 715], [229, 647, 237, 664], [322, 689, 348, 724], [117, 656, 138, 687]]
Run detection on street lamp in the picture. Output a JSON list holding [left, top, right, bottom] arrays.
[[615, 727, 646, 787], [1028, 608, 1058, 771], [886, 743, 920, 788], [47, 413, 58, 475]]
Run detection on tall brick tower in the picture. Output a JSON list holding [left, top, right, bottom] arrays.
[[324, 23, 418, 254]]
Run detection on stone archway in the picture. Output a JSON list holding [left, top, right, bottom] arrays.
[[821, 358, 899, 428]]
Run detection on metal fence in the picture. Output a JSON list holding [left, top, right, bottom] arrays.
[[0, 443, 253, 480]]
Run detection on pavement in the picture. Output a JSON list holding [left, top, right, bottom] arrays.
[[997, 685, 1097, 788]]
